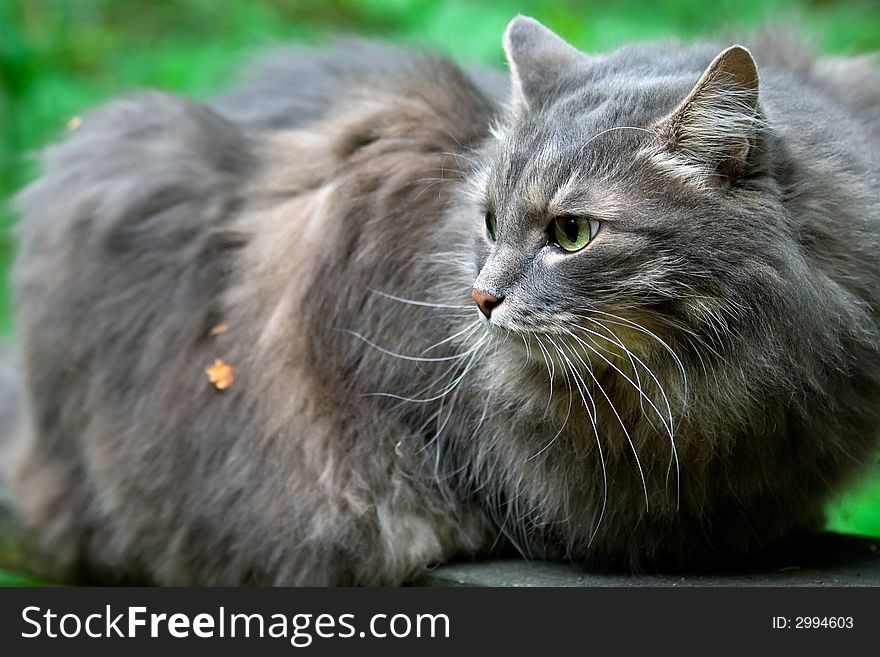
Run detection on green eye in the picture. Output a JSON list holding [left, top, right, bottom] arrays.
[[552, 215, 600, 252], [485, 209, 497, 241]]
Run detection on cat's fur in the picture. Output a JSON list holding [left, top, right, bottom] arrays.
[[2, 17, 879, 584]]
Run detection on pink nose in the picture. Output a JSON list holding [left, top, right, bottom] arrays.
[[472, 289, 501, 318]]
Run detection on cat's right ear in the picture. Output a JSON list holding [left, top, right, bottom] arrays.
[[503, 16, 582, 111]]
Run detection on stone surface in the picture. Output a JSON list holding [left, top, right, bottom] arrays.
[[411, 533, 880, 587], [2, 492, 877, 587]]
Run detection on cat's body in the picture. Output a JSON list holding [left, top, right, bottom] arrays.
[[3, 18, 879, 584]]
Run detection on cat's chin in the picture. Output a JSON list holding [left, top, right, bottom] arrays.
[[476, 305, 528, 333], [479, 320, 620, 387], [476, 315, 534, 346], [478, 322, 558, 365]]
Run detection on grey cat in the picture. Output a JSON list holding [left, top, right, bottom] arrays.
[[2, 16, 879, 584]]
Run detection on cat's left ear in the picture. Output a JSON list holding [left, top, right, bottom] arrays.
[[648, 45, 762, 185], [503, 16, 583, 110]]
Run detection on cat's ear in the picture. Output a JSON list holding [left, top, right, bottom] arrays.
[[503, 16, 582, 110], [648, 45, 762, 185]]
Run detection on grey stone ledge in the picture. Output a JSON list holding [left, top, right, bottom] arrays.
[[411, 533, 880, 587]]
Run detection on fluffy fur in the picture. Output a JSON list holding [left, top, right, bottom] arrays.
[[2, 17, 879, 584]]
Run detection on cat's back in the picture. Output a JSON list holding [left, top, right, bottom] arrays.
[[745, 32, 880, 131], [12, 42, 495, 364], [750, 39, 880, 175], [211, 40, 508, 129], [7, 41, 498, 583]]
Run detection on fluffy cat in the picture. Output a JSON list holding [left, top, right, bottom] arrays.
[[2, 17, 879, 584]]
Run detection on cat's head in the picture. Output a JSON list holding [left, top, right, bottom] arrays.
[[468, 16, 795, 380]]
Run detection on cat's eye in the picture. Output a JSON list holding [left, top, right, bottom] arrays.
[[551, 215, 600, 252], [485, 209, 497, 241]]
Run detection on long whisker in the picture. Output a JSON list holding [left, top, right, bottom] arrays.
[[576, 318, 659, 435], [545, 335, 607, 545], [578, 308, 688, 395], [520, 333, 532, 362], [581, 318, 681, 508], [577, 125, 653, 158], [363, 336, 488, 404], [368, 289, 472, 310], [525, 334, 572, 461], [422, 349, 481, 477], [571, 321, 676, 440], [420, 320, 482, 354], [532, 334, 556, 416], [345, 330, 480, 362], [556, 323, 649, 512]]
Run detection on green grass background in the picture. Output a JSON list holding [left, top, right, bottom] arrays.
[[0, 1, 878, 584]]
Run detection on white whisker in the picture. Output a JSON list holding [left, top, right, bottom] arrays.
[[420, 321, 482, 354], [545, 335, 607, 545], [345, 330, 480, 362], [555, 323, 649, 512], [579, 308, 688, 395], [368, 289, 471, 310], [579, 317, 681, 509], [526, 335, 572, 462], [567, 323, 674, 437]]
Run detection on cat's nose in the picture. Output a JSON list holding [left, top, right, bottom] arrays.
[[472, 289, 502, 318]]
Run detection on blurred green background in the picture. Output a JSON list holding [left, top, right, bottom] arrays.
[[0, 0, 878, 584]]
